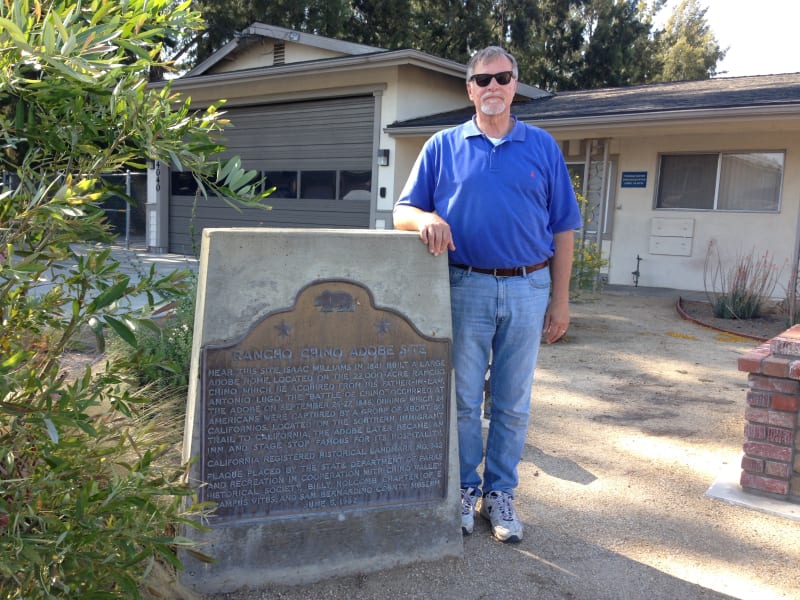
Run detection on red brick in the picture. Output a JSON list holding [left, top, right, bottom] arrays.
[[764, 461, 791, 479], [770, 338, 800, 357], [788, 360, 800, 380], [744, 423, 766, 440], [771, 394, 800, 412], [740, 472, 790, 496], [738, 345, 770, 373], [771, 326, 800, 353], [766, 427, 794, 446], [748, 375, 800, 395], [747, 391, 771, 408], [738, 357, 764, 374], [763, 356, 792, 378], [767, 411, 797, 429], [779, 324, 800, 339], [741, 455, 764, 473], [743, 441, 793, 462], [744, 407, 769, 425]]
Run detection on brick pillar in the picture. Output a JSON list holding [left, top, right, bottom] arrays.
[[738, 325, 800, 503]]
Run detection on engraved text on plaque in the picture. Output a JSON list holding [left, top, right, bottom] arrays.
[[200, 280, 451, 520]]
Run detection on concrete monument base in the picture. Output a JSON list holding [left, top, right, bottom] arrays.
[[179, 228, 461, 595]]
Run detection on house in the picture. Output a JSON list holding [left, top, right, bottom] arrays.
[[145, 23, 544, 253], [388, 74, 800, 297], [147, 23, 800, 297]]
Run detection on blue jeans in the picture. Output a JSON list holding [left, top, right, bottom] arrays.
[[449, 265, 550, 495]]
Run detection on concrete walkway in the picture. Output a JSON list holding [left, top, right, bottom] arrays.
[[68, 236, 199, 312], [94, 235, 198, 282]]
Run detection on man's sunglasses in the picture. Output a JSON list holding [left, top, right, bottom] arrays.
[[469, 71, 515, 87]]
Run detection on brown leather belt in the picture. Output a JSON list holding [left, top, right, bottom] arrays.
[[451, 261, 549, 277]]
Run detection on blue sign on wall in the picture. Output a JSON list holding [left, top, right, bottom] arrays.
[[621, 171, 648, 188]]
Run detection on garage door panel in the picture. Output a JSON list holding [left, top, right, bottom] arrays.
[[169, 194, 370, 253], [173, 195, 368, 214], [169, 95, 375, 252], [227, 131, 373, 149]]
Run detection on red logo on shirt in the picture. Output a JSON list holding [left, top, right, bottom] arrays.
[[530, 171, 536, 178]]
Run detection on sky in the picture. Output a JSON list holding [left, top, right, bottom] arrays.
[[659, 0, 800, 77]]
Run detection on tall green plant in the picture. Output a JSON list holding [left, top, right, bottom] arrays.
[[111, 276, 198, 393], [0, 1, 267, 597]]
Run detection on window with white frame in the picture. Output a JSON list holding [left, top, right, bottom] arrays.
[[656, 152, 784, 212]]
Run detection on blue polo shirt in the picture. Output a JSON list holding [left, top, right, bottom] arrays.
[[396, 117, 582, 269]]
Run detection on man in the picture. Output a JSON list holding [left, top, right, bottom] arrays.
[[393, 46, 581, 543]]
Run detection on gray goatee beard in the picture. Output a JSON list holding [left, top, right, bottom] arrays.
[[480, 97, 507, 116]]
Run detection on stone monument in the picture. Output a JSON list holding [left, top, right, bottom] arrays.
[[180, 228, 461, 594]]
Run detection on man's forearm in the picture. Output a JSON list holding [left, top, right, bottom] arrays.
[[393, 204, 455, 256], [392, 204, 427, 231], [550, 230, 575, 305]]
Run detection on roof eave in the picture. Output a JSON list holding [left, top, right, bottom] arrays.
[[157, 49, 547, 101], [385, 104, 800, 137], [243, 23, 383, 55], [526, 104, 800, 129], [161, 51, 462, 91]]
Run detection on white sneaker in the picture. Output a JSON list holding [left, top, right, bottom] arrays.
[[480, 490, 523, 543], [460, 487, 480, 535]]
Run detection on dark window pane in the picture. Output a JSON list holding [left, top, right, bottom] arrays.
[[657, 154, 717, 209], [171, 171, 198, 196], [339, 170, 371, 200], [264, 171, 298, 198], [300, 171, 336, 199]]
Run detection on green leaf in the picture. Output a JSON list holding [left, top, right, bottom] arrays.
[[43, 418, 59, 443], [1, 351, 32, 370], [104, 315, 137, 347], [89, 277, 130, 311], [183, 547, 216, 564], [0, 18, 36, 53], [76, 484, 88, 521], [115, 573, 140, 598], [41, 55, 96, 84]]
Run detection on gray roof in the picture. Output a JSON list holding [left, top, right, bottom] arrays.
[[183, 22, 548, 100], [187, 22, 384, 77], [387, 72, 800, 132]]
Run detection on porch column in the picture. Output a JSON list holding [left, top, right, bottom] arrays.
[[146, 160, 170, 253], [738, 326, 800, 502]]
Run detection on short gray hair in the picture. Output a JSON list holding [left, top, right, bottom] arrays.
[[466, 46, 519, 81]]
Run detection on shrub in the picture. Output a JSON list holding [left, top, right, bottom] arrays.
[[112, 277, 197, 393], [0, 1, 265, 596], [703, 241, 783, 319]]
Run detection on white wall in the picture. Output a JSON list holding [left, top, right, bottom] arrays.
[[209, 41, 344, 74], [608, 131, 800, 297], [378, 67, 469, 212]]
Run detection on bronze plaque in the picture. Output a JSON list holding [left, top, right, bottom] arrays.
[[200, 280, 451, 520]]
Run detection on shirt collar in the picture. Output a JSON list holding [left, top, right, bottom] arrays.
[[463, 115, 525, 142]]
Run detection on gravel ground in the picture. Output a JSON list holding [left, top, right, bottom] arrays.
[[173, 289, 800, 600]]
